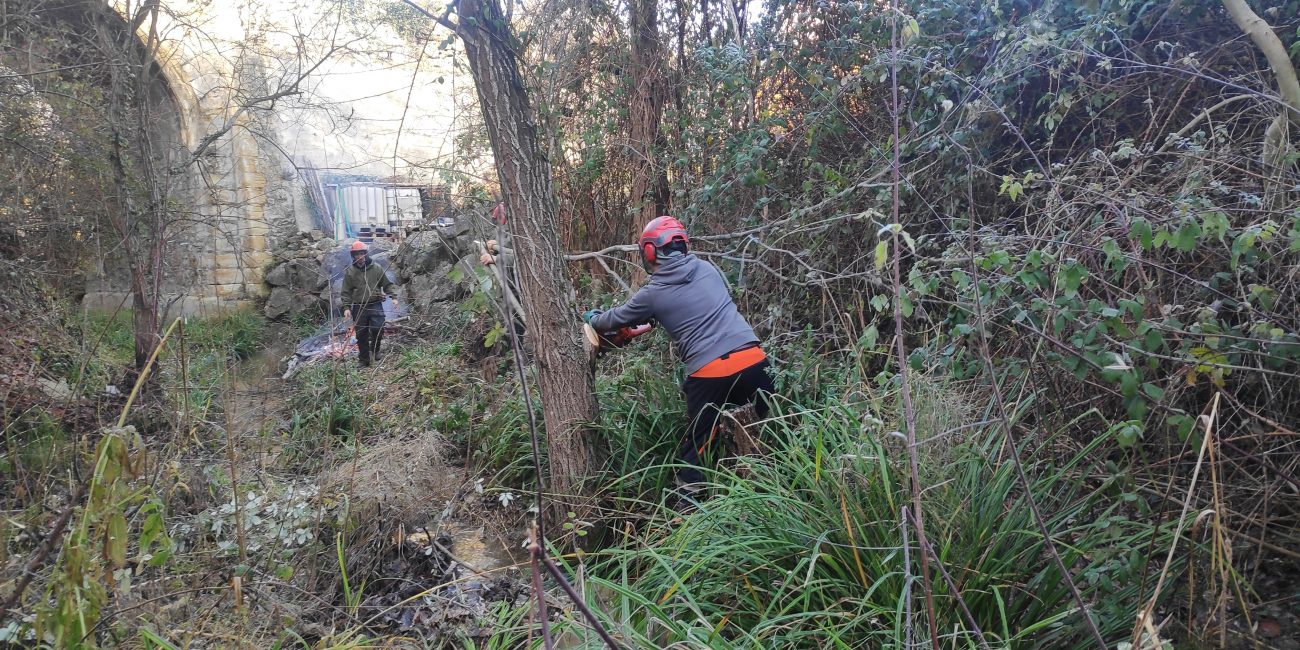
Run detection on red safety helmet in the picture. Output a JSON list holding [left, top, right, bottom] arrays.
[[349, 240, 369, 254], [639, 216, 689, 265]]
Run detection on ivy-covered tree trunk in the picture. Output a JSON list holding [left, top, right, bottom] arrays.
[[454, 0, 603, 528]]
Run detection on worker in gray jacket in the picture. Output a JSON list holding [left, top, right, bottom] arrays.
[[584, 216, 773, 499]]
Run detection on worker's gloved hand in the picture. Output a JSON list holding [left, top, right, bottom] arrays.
[[479, 253, 495, 266], [581, 309, 603, 324]]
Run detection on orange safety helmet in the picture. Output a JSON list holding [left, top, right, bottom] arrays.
[[639, 216, 689, 265], [349, 240, 369, 254]]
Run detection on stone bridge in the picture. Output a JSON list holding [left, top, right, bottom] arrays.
[[79, 0, 313, 316]]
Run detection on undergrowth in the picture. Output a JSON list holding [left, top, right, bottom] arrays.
[[571, 394, 1183, 649], [448, 330, 1192, 648]]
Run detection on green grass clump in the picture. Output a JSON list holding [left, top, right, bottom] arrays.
[[0, 408, 70, 479], [177, 308, 269, 413], [542, 396, 1183, 649], [78, 306, 266, 365], [284, 361, 369, 462], [181, 308, 267, 359], [454, 333, 1186, 648]]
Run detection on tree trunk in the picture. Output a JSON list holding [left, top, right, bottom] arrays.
[[627, 0, 669, 229], [455, 0, 603, 528], [100, 5, 161, 373], [1220, 0, 1300, 120], [1219, 0, 1299, 202]]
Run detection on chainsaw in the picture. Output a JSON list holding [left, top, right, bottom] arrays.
[[583, 321, 654, 353]]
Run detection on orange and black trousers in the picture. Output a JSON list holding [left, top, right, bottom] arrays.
[[678, 346, 773, 485]]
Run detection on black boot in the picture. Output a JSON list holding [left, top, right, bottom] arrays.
[[666, 474, 705, 516]]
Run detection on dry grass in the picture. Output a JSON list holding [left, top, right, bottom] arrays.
[[321, 432, 461, 518]]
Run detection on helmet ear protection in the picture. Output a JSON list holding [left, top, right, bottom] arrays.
[[638, 215, 689, 267]]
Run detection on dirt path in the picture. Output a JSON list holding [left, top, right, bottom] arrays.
[[223, 334, 294, 473], [215, 329, 528, 643]]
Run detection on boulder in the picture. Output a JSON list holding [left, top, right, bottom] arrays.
[[263, 258, 329, 319], [403, 257, 479, 312], [265, 285, 324, 320], [405, 265, 457, 311], [434, 215, 471, 239], [392, 231, 450, 281], [265, 263, 291, 286], [391, 221, 473, 282], [266, 258, 327, 291]]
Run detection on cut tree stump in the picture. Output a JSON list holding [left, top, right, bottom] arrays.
[[717, 403, 764, 477]]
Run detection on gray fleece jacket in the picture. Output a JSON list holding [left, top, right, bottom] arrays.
[[590, 254, 759, 375]]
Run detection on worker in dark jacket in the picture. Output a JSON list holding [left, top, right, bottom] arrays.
[[584, 216, 773, 500], [341, 240, 397, 367]]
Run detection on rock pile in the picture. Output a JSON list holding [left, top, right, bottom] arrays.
[[263, 230, 335, 320], [390, 217, 480, 312], [264, 217, 482, 321]]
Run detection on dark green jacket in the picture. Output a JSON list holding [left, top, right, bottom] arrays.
[[341, 260, 395, 306]]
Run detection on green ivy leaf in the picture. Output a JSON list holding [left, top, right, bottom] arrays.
[[1058, 261, 1088, 297], [1248, 284, 1276, 311], [999, 175, 1025, 201], [873, 240, 888, 271], [859, 325, 879, 349], [1169, 414, 1196, 441], [900, 230, 916, 253], [1126, 395, 1149, 421], [1129, 218, 1154, 250], [1108, 242, 1129, 276], [1141, 382, 1165, 401], [1172, 220, 1201, 252], [1201, 210, 1229, 239], [483, 322, 507, 348], [1109, 420, 1143, 448], [951, 269, 971, 290], [1119, 298, 1143, 320]]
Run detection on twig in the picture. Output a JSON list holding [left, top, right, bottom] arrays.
[[899, 508, 913, 650], [0, 482, 87, 621], [1132, 394, 1220, 647], [906, 508, 993, 650], [115, 317, 183, 427], [886, 3, 939, 646], [541, 553, 622, 648], [961, 156, 1108, 647], [529, 527, 555, 649]]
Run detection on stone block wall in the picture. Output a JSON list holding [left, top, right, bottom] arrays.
[[82, 25, 307, 317]]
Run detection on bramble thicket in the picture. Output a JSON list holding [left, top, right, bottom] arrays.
[[1, 0, 1297, 647]]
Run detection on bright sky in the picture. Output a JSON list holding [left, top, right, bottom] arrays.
[[155, 0, 467, 180], [155, 0, 769, 182]]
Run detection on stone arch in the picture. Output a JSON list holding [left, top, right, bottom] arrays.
[[5, 0, 304, 316], [74, 1, 305, 315]]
